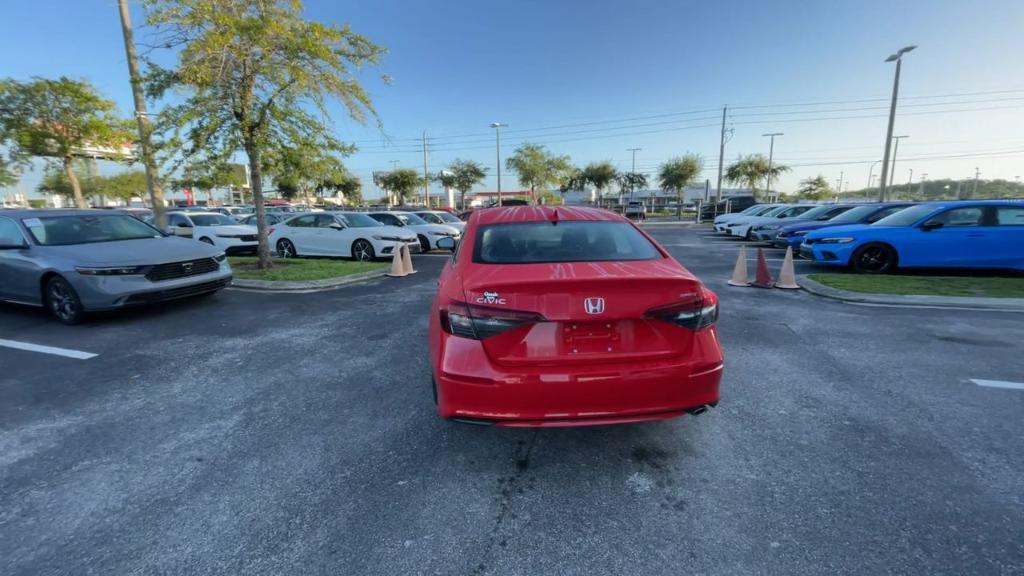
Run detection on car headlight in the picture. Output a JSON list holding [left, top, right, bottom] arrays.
[[791, 230, 808, 236], [75, 266, 149, 276], [429, 231, 454, 236], [214, 253, 227, 262], [728, 221, 746, 227], [756, 225, 780, 231], [816, 237, 856, 244], [373, 235, 402, 241]]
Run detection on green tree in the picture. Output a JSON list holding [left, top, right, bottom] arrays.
[[795, 175, 833, 200], [37, 163, 99, 202], [333, 174, 363, 205], [378, 168, 423, 205], [536, 190, 561, 205], [264, 145, 348, 206], [441, 159, 487, 209], [98, 170, 149, 203], [0, 77, 132, 208], [174, 160, 243, 205], [505, 143, 572, 195], [658, 155, 703, 217], [724, 154, 789, 200], [616, 172, 648, 201], [581, 161, 618, 199], [144, 0, 387, 268]]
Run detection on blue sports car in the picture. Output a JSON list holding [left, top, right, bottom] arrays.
[[800, 200, 1024, 273], [774, 203, 915, 250]]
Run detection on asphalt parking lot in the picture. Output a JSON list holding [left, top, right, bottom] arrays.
[[2, 224, 1022, 576]]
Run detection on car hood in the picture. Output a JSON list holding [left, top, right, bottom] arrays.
[[197, 224, 257, 235], [782, 220, 856, 234], [803, 223, 875, 239], [407, 223, 461, 235], [44, 237, 223, 266]]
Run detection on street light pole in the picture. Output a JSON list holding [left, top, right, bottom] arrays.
[[627, 147, 641, 203], [879, 45, 916, 202], [867, 160, 881, 201], [490, 122, 507, 206], [887, 135, 909, 198], [762, 133, 783, 202]]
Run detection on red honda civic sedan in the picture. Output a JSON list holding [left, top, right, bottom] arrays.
[[428, 206, 723, 427]]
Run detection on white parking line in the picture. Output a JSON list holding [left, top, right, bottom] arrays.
[[0, 339, 97, 360], [970, 378, 1024, 391]]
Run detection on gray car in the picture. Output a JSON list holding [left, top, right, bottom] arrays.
[[0, 209, 233, 324]]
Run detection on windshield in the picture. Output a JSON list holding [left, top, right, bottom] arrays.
[[873, 204, 941, 226], [828, 205, 877, 223], [790, 206, 830, 220], [435, 212, 462, 223], [395, 212, 428, 225], [24, 214, 162, 246], [474, 221, 661, 264], [188, 214, 237, 226], [338, 213, 384, 228], [759, 207, 787, 217], [417, 212, 444, 224]]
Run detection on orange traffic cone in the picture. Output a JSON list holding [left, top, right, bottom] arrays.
[[775, 246, 800, 289], [386, 244, 407, 277], [751, 248, 774, 288], [727, 245, 751, 287], [401, 244, 417, 275]]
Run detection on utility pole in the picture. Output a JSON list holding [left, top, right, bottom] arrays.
[[422, 131, 429, 207], [887, 135, 909, 198], [919, 172, 928, 196], [879, 45, 916, 202], [117, 0, 166, 227], [715, 106, 728, 206], [906, 168, 913, 196], [762, 133, 783, 202], [627, 147, 641, 203], [490, 122, 507, 206], [972, 167, 980, 198], [838, 171, 844, 198]]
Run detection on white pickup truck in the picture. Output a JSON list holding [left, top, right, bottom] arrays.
[[624, 201, 647, 220]]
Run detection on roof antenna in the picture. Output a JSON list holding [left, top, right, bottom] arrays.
[[549, 207, 559, 225]]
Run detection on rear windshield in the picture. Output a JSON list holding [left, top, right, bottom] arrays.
[[473, 221, 661, 264], [24, 214, 162, 246]]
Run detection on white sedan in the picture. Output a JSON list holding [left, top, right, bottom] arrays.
[[413, 210, 466, 234], [712, 204, 779, 232], [724, 205, 817, 239], [367, 211, 461, 252], [167, 211, 259, 254], [267, 212, 419, 261]]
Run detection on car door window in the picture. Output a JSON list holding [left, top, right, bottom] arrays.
[[933, 207, 984, 227], [0, 217, 25, 245], [288, 215, 317, 227], [995, 207, 1024, 226], [315, 214, 337, 228]]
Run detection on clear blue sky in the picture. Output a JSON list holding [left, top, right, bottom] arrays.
[[3, 0, 1023, 200]]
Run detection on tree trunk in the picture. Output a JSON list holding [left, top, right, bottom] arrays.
[[245, 143, 272, 269], [63, 156, 87, 208], [460, 190, 466, 211]]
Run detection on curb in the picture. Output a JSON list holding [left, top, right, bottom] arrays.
[[229, 269, 388, 293], [797, 274, 1024, 312]]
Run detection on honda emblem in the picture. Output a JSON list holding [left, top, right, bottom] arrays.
[[182, 262, 194, 274], [584, 297, 605, 315]]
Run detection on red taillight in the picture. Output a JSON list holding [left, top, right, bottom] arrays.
[[645, 289, 718, 330], [440, 301, 544, 340]]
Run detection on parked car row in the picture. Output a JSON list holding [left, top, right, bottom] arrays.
[[712, 200, 1024, 273]]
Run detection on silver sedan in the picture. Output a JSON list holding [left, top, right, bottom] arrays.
[[0, 209, 232, 324]]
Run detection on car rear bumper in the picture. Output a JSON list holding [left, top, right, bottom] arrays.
[[434, 330, 724, 427]]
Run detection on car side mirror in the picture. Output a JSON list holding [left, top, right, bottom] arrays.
[[329, 222, 344, 230], [162, 227, 175, 235], [0, 240, 27, 250], [436, 237, 457, 252], [921, 221, 944, 231]]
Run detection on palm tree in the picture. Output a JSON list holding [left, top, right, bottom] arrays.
[[725, 154, 789, 201], [616, 172, 648, 203], [581, 161, 618, 202], [658, 155, 703, 217]]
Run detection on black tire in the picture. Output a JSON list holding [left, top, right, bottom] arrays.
[[199, 237, 214, 245], [352, 239, 375, 262], [418, 234, 431, 253], [276, 238, 297, 258], [744, 228, 753, 241], [44, 276, 84, 325], [851, 243, 897, 274]]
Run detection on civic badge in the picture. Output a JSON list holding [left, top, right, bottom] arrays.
[[584, 297, 605, 315], [476, 291, 507, 305]]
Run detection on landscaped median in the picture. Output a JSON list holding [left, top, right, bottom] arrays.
[[228, 257, 389, 292], [800, 272, 1024, 311]]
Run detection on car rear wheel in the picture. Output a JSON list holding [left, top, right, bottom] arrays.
[[352, 239, 375, 261], [45, 276, 84, 325], [276, 239, 297, 258], [851, 243, 897, 274], [418, 235, 431, 253]]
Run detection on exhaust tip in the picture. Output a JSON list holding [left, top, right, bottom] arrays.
[[686, 403, 716, 416]]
